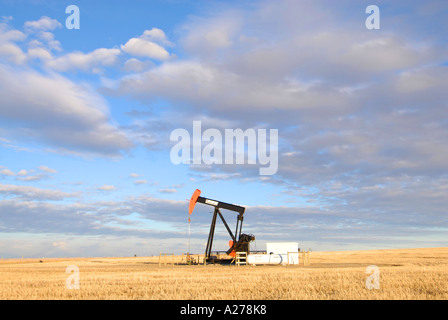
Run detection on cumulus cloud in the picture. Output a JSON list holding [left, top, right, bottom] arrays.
[[123, 57, 153, 72], [121, 38, 169, 60], [0, 19, 133, 157], [142, 28, 173, 46], [120, 28, 172, 60], [0, 23, 26, 42], [47, 48, 121, 72], [0, 42, 27, 64], [27, 46, 53, 61], [27, 32, 61, 52], [0, 63, 133, 157], [0, 22, 27, 64], [24, 16, 62, 31]]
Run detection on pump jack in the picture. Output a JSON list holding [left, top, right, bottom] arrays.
[[189, 189, 255, 263]]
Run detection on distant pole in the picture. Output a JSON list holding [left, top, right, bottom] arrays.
[[188, 215, 191, 255]]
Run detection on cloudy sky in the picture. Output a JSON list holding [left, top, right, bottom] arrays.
[[0, 0, 447, 258]]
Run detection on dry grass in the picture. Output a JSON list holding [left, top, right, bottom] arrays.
[[0, 247, 447, 300]]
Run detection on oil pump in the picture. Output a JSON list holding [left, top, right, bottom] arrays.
[[189, 189, 255, 263]]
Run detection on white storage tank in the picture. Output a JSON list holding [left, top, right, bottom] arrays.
[[247, 253, 285, 265], [247, 242, 299, 265]]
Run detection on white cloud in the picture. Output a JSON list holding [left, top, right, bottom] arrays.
[[24, 16, 62, 31], [0, 42, 27, 64], [98, 185, 117, 191], [158, 188, 177, 193], [0, 63, 133, 156], [121, 37, 170, 60], [0, 22, 26, 42], [47, 48, 121, 72], [39, 165, 57, 173], [0, 183, 77, 200], [118, 59, 348, 115], [339, 37, 423, 73], [16, 169, 27, 176], [0, 168, 15, 176], [27, 47, 52, 61], [142, 28, 172, 46], [181, 10, 242, 55], [123, 58, 153, 72], [121, 28, 172, 60], [16, 174, 46, 182], [0, 21, 57, 65], [0, 165, 58, 181], [34, 31, 61, 51]]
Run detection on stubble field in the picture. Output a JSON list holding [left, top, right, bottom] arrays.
[[0, 247, 447, 300]]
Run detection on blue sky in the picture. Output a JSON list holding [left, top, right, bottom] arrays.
[[0, 0, 447, 258]]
